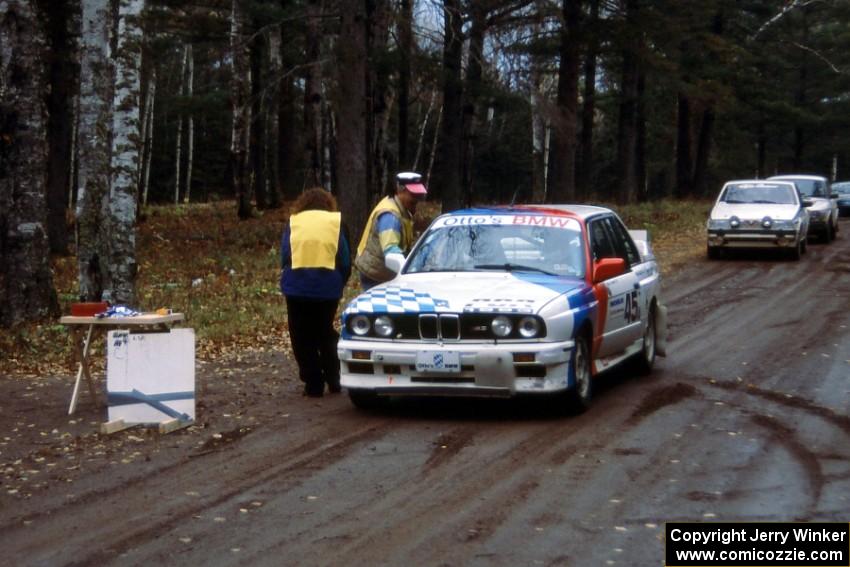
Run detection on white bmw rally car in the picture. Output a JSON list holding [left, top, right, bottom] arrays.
[[338, 205, 667, 412]]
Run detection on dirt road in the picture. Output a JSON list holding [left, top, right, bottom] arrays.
[[3, 222, 849, 566]]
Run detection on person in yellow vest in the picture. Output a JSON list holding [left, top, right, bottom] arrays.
[[355, 171, 428, 289], [280, 188, 351, 397]]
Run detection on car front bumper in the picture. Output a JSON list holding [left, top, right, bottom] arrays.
[[707, 229, 800, 248], [338, 338, 575, 397]]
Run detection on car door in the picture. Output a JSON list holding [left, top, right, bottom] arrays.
[[605, 216, 650, 346], [589, 216, 640, 358]]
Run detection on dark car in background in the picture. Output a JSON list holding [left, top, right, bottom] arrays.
[[833, 182, 850, 217]]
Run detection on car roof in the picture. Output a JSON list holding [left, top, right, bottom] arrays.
[[722, 179, 796, 188], [768, 174, 827, 181], [449, 204, 613, 221]]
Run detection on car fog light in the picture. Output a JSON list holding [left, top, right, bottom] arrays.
[[350, 314, 371, 336], [518, 316, 540, 338], [729, 216, 740, 228], [762, 216, 772, 228], [491, 315, 512, 337], [374, 315, 394, 337]]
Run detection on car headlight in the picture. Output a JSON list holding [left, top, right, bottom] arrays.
[[772, 219, 793, 229], [761, 216, 772, 229], [491, 315, 512, 338], [810, 210, 824, 218], [707, 218, 728, 230], [350, 314, 371, 336], [729, 215, 740, 228], [518, 316, 541, 338], [373, 315, 394, 338]]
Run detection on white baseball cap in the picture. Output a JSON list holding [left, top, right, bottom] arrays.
[[396, 171, 427, 195]]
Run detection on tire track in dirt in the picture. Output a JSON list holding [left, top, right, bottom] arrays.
[[749, 414, 824, 517], [3, 415, 394, 566]]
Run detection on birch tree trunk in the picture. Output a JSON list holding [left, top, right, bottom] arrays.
[[0, 0, 59, 325], [105, 0, 144, 305], [184, 44, 194, 203], [141, 67, 155, 206], [76, 0, 113, 301], [230, 0, 254, 219], [335, 0, 369, 236], [412, 89, 436, 172]]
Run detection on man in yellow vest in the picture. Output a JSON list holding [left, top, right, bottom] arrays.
[[355, 172, 428, 289], [280, 188, 351, 397]]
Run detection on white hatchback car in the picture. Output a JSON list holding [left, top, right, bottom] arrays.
[[706, 180, 810, 260]]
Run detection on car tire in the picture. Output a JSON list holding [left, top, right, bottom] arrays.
[[634, 306, 656, 376], [566, 333, 592, 413], [348, 389, 383, 410], [789, 237, 802, 261], [824, 223, 833, 243], [801, 237, 807, 255]]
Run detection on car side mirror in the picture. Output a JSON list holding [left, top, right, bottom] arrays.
[[830, 192, 839, 199], [802, 199, 814, 208], [593, 258, 626, 284], [384, 253, 405, 274]]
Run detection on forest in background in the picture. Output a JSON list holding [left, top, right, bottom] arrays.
[[2, 0, 850, 327]]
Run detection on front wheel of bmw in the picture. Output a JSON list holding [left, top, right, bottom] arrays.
[[348, 389, 383, 410], [634, 306, 657, 376], [566, 334, 592, 413]]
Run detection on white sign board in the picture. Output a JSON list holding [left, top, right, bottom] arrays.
[[107, 329, 195, 424]]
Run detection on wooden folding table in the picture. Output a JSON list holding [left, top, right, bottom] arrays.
[[60, 313, 185, 415]]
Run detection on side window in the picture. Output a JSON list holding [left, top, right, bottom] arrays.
[[589, 219, 617, 261], [605, 217, 641, 267]]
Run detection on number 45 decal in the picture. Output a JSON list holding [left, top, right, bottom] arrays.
[[624, 290, 641, 323]]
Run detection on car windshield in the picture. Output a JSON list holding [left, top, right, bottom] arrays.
[[405, 214, 586, 278], [720, 183, 797, 205], [781, 178, 826, 197], [832, 182, 850, 194]]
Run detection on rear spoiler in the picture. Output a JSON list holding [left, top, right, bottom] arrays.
[[628, 229, 655, 262]]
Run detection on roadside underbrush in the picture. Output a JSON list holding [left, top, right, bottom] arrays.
[[0, 199, 711, 377]]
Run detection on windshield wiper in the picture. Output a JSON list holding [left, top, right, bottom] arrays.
[[751, 200, 780, 204], [474, 263, 556, 276]]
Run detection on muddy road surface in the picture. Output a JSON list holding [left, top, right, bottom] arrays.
[[4, 223, 850, 566]]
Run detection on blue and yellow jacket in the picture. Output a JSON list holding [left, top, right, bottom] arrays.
[[280, 210, 351, 299]]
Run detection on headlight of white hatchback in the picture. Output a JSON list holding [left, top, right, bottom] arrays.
[[707, 218, 728, 230]]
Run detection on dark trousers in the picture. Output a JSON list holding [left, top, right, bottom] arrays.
[[285, 296, 340, 395]]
